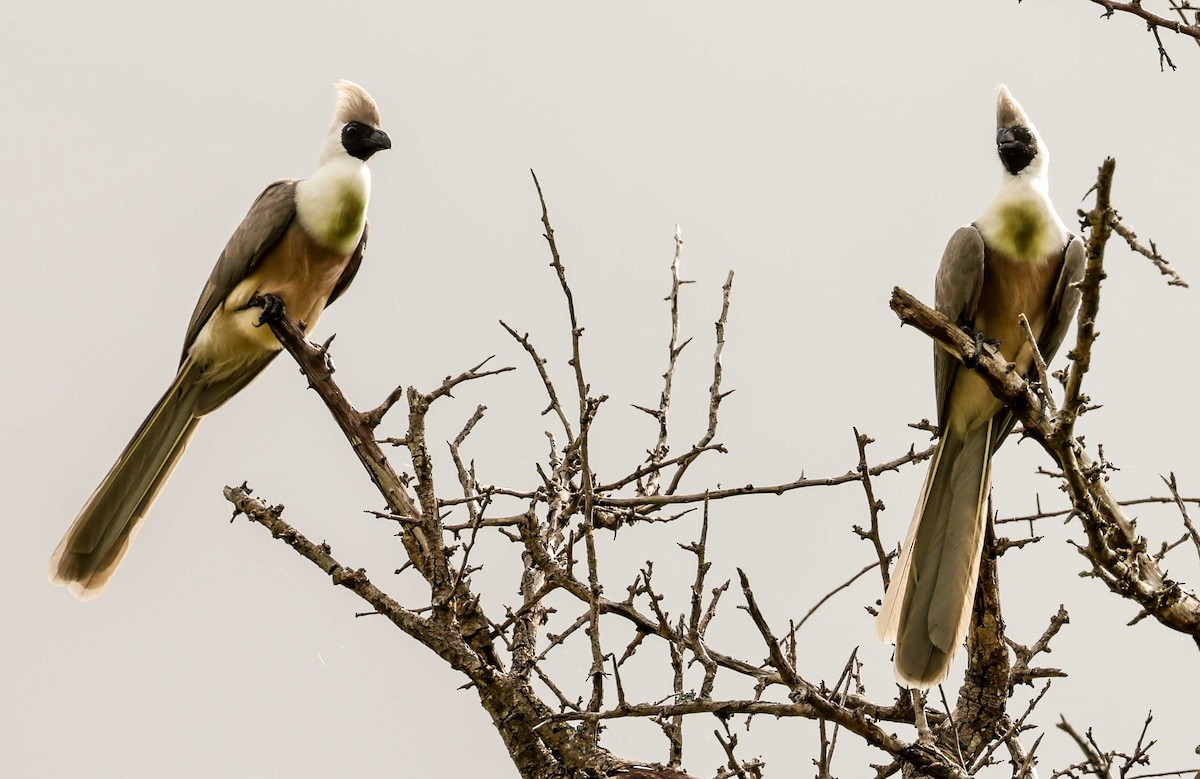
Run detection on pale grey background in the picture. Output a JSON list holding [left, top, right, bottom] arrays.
[[2, 2, 1198, 777]]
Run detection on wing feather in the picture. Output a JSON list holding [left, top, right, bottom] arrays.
[[179, 180, 297, 361], [1038, 236, 1086, 365], [934, 226, 986, 425]]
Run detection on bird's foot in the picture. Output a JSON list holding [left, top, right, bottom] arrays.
[[963, 330, 1000, 367], [974, 330, 1001, 352], [242, 293, 286, 327]]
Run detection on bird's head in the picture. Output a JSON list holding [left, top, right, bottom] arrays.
[[319, 80, 391, 164], [995, 84, 1045, 179]]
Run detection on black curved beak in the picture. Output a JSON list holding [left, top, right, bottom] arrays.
[[996, 126, 1037, 175], [365, 128, 392, 154], [343, 127, 393, 161], [996, 127, 1022, 152]]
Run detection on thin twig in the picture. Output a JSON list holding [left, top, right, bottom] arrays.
[[666, 271, 735, 495], [1161, 472, 1200, 561], [794, 559, 884, 632], [852, 428, 894, 588], [643, 225, 692, 496], [1085, 0, 1200, 66], [1109, 212, 1189, 288], [1020, 312, 1058, 416]]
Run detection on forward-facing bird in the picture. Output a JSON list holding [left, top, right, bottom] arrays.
[[50, 81, 391, 599], [876, 85, 1085, 688]]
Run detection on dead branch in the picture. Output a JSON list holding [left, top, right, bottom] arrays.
[[1080, 1, 1200, 69], [219, 165, 1196, 779], [1108, 211, 1189, 287]]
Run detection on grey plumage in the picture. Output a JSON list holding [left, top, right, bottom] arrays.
[[50, 82, 386, 599], [876, 85, 1085, 688], [49, 363, 202, 597], [182, 181, 299, 363]]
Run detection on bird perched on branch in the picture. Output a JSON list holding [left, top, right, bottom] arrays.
[[50, 81, 392, 599], [876, 85, 1085, 688]]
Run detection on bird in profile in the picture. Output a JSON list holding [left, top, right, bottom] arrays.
[[50, 81, 392, 599], [876, 85, 1085, 688]]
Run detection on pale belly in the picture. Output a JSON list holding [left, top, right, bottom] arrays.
[[945, 251, 1059, 434], [186, 227, 352, 384]]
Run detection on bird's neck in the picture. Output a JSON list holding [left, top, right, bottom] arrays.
[[295, 157, 370, 254], [975, 174, 1065, 263]]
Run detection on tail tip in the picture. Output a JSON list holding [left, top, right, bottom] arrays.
[[48, 555, 106, 601], [893, 658, 952, 691]]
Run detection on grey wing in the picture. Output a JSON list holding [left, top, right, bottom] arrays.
[[933, 226, 986, 426], [179, 180, 298, 362], [1036, 236, 1085, 365], [327, 220, 367, 307]]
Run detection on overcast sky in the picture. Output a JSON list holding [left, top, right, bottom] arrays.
[[3, 2, 1199, 777]]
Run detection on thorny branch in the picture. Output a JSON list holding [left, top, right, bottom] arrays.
[[222, 168, 1196, 778], [1067, 1, 1200, 70], [637, 225, 691, 497], [1052, 712, 1193, 779], [1109, 212, 1189, 288]]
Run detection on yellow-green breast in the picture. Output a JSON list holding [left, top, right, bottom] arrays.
[[991, 201, 1048, 261]]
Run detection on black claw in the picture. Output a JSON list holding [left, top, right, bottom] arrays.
[[957, 324, 999, 349], [963, 330, 1001, 368], [972, 330, 1002, 354], [242, 293, 286, 327], [972, 330, 1001, 351]]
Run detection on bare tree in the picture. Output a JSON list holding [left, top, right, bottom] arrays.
[[219, 155, 1198, 778]]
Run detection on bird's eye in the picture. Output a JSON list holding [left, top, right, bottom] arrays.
[[343, 123, 361, 137]]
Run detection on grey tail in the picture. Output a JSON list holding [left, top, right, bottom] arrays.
[[875, 419, 993, 689], [49, 361, 204, 600]]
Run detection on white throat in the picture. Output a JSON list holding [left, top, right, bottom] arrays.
[[295, 155, 371, 255], [974, 155, 1066, 262]]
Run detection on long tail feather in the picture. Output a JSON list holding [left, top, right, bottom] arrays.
[[49, 362, 203, 599], [878, 419, 993, 688], [876, 436, 947, 644]]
